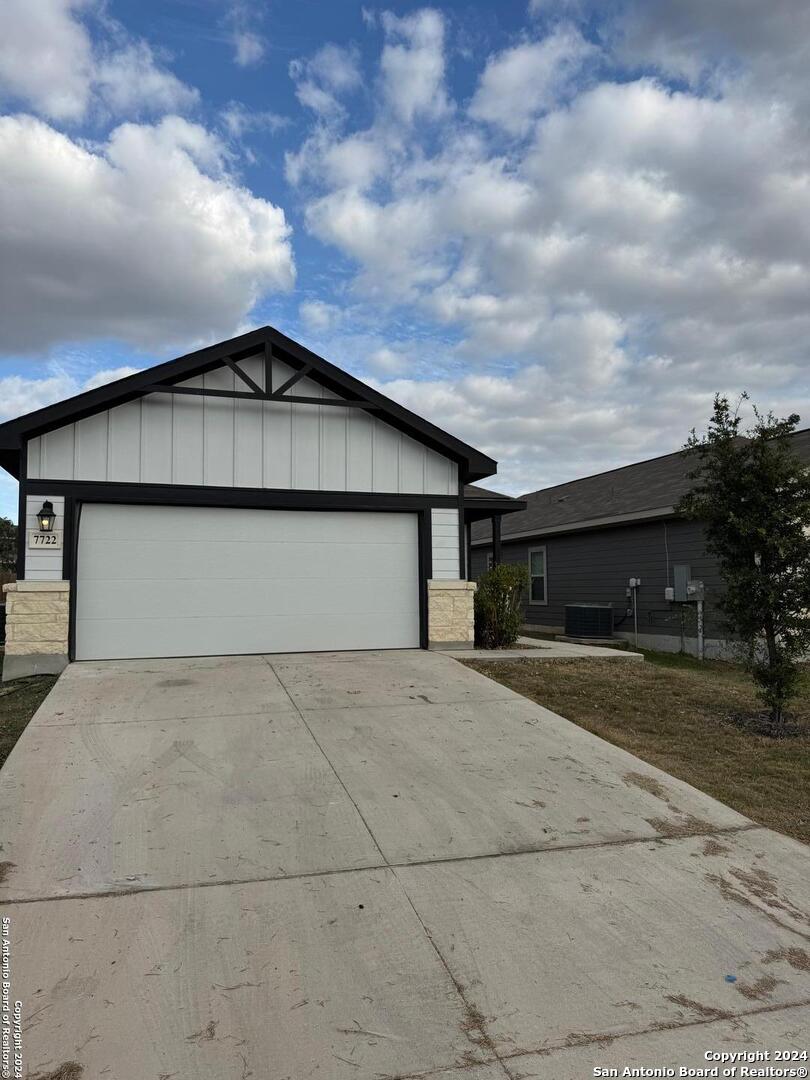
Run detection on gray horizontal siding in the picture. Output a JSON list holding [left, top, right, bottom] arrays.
[[472, 518, 725, 638], [431, 508, 461, 580], [27, 356, 458, 497], [24, 495, 65, 581]]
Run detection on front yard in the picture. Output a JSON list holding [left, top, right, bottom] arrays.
[[0, 653, 57, 769], [463, 650, 810, 844]]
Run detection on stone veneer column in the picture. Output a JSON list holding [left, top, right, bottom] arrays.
[[427, 579, 476, 650], [2, 581, 70, 681]]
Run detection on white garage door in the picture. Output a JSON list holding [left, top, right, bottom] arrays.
[[75, 504, 420, 660]]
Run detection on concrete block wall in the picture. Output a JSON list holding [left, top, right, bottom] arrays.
[[2, 580, 70, 680], [427, 579, 476, 649]]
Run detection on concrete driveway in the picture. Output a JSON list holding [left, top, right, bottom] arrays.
[[2, 650, 808, 1079]]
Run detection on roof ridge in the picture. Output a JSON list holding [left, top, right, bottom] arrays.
[[518, 425, 810, 501]]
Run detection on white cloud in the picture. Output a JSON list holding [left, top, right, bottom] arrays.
[[233, 31, 265, 68], [470, 26, 596, 136], [615, 0, 810, 113], [299, 300, 343, 332], [0, 366, 139, 424], [225, 3, 266, 68], [0, 0, 93, 121], [220, 102, 288, 140], [0, 114, 295, 352], [379, 9, 451, 123], [0, 0, 198, 121], [367, 346, 408, 375], [288, 4, 810, 493], [94, 42, 199, 117], [290, 44, 361, 119]]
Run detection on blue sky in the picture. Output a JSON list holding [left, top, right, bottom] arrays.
[[1, 0, 809, 521]]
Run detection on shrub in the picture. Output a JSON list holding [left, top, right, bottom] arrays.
[[474, 563, 529, 648]]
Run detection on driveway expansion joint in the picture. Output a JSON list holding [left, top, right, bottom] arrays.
[[0, 823, 768, 906], [264, 656, 389, 866]]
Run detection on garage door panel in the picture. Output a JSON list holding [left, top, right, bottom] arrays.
[[76, 505, 420, 660], [79, 504, 407, 545], [78, 537, 417, 583], [77, 576, 419, 621], [78, 611, 419, 661]]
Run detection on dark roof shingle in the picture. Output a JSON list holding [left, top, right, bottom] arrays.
[[472, 428, 810, 543]]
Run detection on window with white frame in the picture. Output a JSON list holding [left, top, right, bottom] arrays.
[[528, 547, 546, 604]]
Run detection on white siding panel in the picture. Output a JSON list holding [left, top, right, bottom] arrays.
[[431, 507, 460, 580], [399, 435, 426, 492], [41, 425, 75, 481], [203, 366, 235, 487], [292, 374, 321, 490], [263, 399, 292, 488], [426, 448, 455, 496], [234, 395, 263, 489], [319, 387, 347, 491], [372, 418, 399, 493], [108, 401, 142, 483], [347, 408, 374, 491], [24, 494, 66, 580], [240, 355, 266, 393], [140, 395, 173, 484], [27, 359, 462, 495], [27, 436, 42, 479], [74, 412, 109, 481], [172, 376, 204, 486]]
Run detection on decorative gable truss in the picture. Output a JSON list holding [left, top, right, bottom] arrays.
[[23, 331, 464, 496]]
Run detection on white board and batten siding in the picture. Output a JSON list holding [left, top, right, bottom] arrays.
[[26, 356, 458, 497]]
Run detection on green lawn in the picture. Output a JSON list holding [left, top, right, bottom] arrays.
[[463, 649, 810, 845]]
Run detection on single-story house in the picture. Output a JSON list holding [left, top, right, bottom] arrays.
[[0, 326, 522, 680], [470, 429, 810, 656]]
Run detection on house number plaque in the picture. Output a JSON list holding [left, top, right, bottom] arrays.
[[27, 530, 63, 549]]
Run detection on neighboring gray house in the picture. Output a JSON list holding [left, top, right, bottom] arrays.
[[471, 430, 810, 655], [0, 326, 522, 679]]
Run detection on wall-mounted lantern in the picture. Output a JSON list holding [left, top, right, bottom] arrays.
[[36, 500, 56, 532]]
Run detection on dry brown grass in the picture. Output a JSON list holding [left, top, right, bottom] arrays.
[[463, 652, 810, 845]]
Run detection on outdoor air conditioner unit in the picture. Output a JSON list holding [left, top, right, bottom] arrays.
[[564, 603, 614, 639]]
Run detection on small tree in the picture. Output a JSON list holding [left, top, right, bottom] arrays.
[[0, 516, 16, 574], [678, 395, 810, 735], [474, 563, 529, 648]]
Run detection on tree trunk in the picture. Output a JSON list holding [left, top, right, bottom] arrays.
[[763, 614, 785, 737]]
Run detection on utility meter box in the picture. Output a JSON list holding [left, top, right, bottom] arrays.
[[673, 564, 691, 602], [664, 586, 675, 602], [686, 579, 705, 601]]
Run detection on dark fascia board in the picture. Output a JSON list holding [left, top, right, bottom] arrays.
[[25, 477, 462, 512], [471, 504, 678, 544], [0, 325, 497, 483], [464, 496, 526, 522], [0, 449, 19, 481]]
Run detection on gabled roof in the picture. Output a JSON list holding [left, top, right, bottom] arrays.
[[0, 326, 497, 483], [472, 427, 810, 543]]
